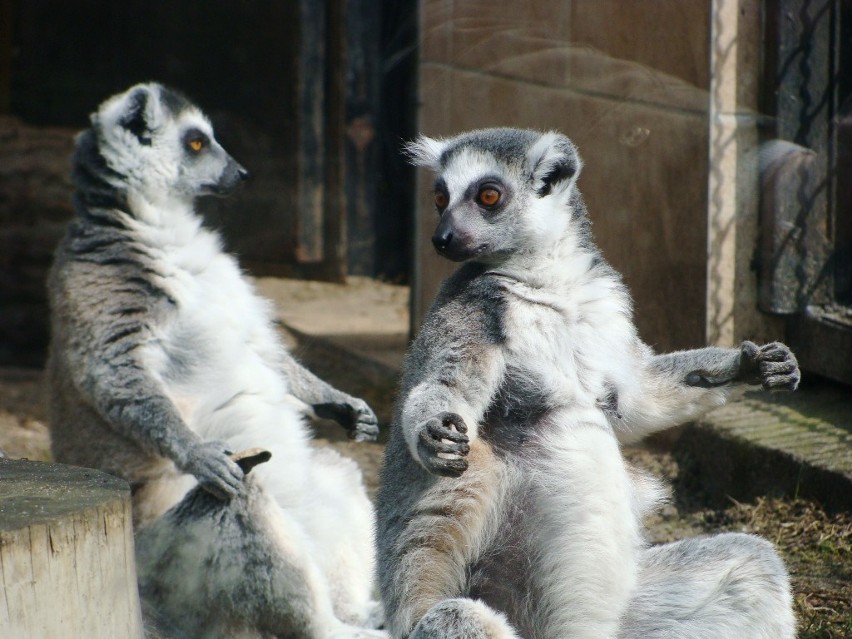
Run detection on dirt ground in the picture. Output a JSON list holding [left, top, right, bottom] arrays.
[[1, 365, 849, 638]]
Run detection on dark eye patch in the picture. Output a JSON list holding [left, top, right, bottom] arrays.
[[433, 177, 450, 212], [183, 128, 210, 154], [464, 176, 508, 209]]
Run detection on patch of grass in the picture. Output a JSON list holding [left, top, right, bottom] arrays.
[[626, 447, 851, 638], [693, 497, 852, 639]]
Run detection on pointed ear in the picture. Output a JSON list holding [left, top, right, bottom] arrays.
[[118, 88, 153, 144], [404, 135, 447, 171], [95, 83, 165, 145], [527, 131, 582, 197]]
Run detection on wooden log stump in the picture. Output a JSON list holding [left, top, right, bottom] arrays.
[[0, 458, 144, 639]]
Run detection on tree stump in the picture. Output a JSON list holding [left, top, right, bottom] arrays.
[[0, 458, 144, 639]]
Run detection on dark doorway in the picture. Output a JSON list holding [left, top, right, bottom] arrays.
[[0, 0, 418, 366]]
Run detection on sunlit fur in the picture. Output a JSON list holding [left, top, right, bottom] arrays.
[[378, 128, 799, 639], [47, 83, 385, 639]]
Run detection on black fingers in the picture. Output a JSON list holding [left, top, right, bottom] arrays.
[[435, 411, 468, 433], [756, 342, 800, 391], [757, 344, 789, 361], [425, 455, 469, 477], [737, 341, 800, 391], [417, 412, 470, 478], [428, 413, 469, 440]]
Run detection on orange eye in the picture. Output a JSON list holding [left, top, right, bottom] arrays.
[[478, 188, 501, 207], [189, 139, 204, 152], [434, 192, 449, 209]]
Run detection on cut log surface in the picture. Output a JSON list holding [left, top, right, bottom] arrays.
[[0, 458, 143, 639]]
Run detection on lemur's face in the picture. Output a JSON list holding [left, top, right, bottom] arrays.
[[93, 83, 249, 202], [408, 129, 583, 264], [430, 149, 528, 262]]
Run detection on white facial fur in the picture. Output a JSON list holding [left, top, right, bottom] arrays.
[[92, 83, 237, 206], [410, 130, 585, 265]]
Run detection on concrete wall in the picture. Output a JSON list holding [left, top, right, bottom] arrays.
[[412, 0, 774, 352]]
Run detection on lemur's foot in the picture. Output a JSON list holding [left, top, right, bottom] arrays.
[[740, 341, 801, 391], [417, 412, 470, 477]]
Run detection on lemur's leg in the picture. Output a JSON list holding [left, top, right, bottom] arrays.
[[526, 417, 642, 639], [299, 447, 382, 628], [410, 599, 520, 639], [279, 352, 380, 442], [616, 341, 800, 443], [381, 441, 507, 638], [619, 533, 795, 639]]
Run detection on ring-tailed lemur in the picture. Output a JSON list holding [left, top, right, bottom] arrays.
[[47, 83, 385, 638], [376, 128, 799, 639]]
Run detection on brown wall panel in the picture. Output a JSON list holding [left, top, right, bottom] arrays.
[[414, 0, 713, 351]]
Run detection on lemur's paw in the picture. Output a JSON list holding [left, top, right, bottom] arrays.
[[348, 397, 380, 442], [417, 412, 470, 477], [181, 440, 244, 500], [741, 341, 801, 391], [314, 397, 380, 442]]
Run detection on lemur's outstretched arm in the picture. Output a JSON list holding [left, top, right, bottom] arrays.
[[401, 336, 506, 477], [74, 335, 244, 500], [278, 353, 379, 442], [615, 341, 800, 444]]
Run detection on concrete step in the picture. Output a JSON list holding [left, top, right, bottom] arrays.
[[676, 382, 852, 512], [255, 276, 408, 433]]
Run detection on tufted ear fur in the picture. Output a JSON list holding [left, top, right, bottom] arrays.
[[93, 83, 166, 146], [404, 135, 447, 171], [527, 131, 582, 197]]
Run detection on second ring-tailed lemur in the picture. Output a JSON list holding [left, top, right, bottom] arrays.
[[47, 83, 385, 638], [377, 128, 799, 639]]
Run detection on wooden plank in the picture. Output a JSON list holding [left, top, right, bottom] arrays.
[[706, 0, 771, 346], [413, 63, 710, 351], [296, 0, 327, 263], [343, 0, 381, 276]]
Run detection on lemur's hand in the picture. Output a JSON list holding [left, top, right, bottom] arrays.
[[314, 396, 380, 442], [179, 440, 244, 500], [417, 412, 470, 477], [738, 341, 801, 391]]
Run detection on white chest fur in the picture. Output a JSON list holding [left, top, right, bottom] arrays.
[[496, 271, 638, 412], [128, 207, 293, 438]]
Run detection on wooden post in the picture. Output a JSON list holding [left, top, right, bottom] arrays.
[[0, 459, 144, 639]]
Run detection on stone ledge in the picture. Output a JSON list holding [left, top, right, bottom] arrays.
[[676, 383, 852, 512]]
